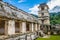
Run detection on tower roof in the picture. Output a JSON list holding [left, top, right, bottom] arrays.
[[38, 3, 49, 9]]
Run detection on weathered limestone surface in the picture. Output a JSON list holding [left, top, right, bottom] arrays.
[[31, 33, 36, 40], [31, 23, 34, 32], [8, 20, 15, 35], [38, 3, 50, 35], [38, 24, 40, 31], [35, 24, 38, 31], [21, 22, 26, 33], [0, 1, 39, 23]]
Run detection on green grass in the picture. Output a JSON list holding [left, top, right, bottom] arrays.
[[36, 35, 60, 40]]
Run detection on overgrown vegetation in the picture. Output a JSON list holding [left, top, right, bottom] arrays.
[[50, 12, 60, 25]]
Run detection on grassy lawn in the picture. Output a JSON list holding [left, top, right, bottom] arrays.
[[36, 35, 60, 40]]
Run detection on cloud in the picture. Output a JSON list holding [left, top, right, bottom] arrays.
[[29, 4, 39, 15], [18, 0, 25, 3], [29, 0, 60, 14], [47, 0, 60, 13]]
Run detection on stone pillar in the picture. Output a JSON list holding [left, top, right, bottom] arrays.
[[31, 23, 34, 32], [29, 23, 32, 32], [21, 22, 26, 33], [5, 21, 8, 35], [35, 24, 38, 31], [38, 24, 40, 31], [5, 20, 15, 35]]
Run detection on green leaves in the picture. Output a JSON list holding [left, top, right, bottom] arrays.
[[50, 12, 60, 25]]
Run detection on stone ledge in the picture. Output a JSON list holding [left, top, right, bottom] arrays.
[[0, 32, 36, 40]]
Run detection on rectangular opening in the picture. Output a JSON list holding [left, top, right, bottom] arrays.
[[15, 21, 20, 33], [42, 13, 44, 16], [41, 7, 44, 10], [0, 20, 5, 35], [26, 22, 30, 31], [42, 20, 44, 24]]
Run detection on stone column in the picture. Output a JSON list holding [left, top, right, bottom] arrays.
[[31, 23, 34, 32], [35, 24, 38, 31], [21, 22, 26, 33], [5, 21, 8, 35], [38, 24, 40, 31], [29, 23, 32, 32], [5, 20, 15, 35]]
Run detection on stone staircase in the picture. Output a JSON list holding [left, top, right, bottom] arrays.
[[38, 30, 46, 37]]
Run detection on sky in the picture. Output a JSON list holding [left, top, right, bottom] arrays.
[[3, 0, 60, 15]]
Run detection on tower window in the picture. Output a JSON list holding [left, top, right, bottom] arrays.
[[42, 13, 44, 16], [41, 7, 44, 10], [26, 23, 30, 31]]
